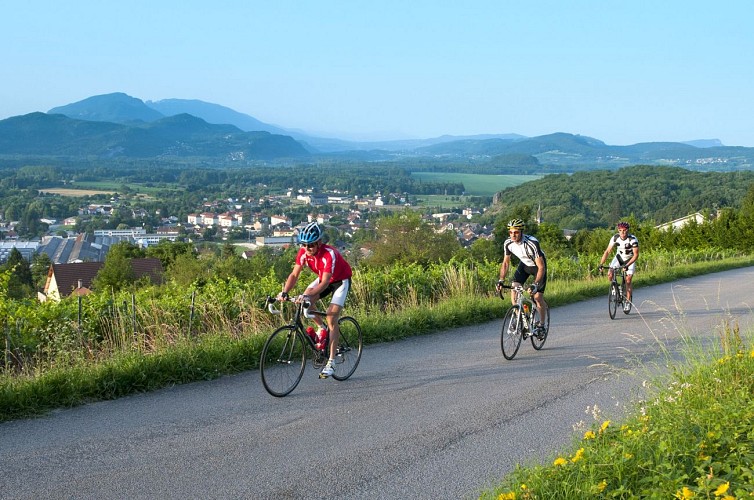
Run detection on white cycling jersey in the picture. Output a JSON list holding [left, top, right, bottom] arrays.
[[504, 234, 545, 267], [607, 232, 639, 268]]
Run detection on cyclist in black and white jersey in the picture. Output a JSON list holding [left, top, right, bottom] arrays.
[[599, 221, 640, 311], [496, 218, 548, 333]]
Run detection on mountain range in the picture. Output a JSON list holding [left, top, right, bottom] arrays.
[[1, 92, 753, 169]]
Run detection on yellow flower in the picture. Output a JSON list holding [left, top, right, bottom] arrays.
[[597, 480, 607, 492], [749, 349, 754, 358], [497, 492, 516, 500], [571, 448, 585, 463], [553, 457, 568, 466], [584, 430, 596, 440], [520, 484, 527, 490], [624, 453, 633, 459], [714, 482, 730, 496], [600, 420, 611, 432], [675, 486, 694, 499]]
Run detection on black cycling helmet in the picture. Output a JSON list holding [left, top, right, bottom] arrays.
[[298, 222, 323, 244], [617, 221, 630, 230], [507, 218, 525, 230]]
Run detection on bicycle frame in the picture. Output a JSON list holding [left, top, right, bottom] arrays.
[[600, 265, 631, 319], [498, 283, 549, 360], [260, 295, 364, 397]]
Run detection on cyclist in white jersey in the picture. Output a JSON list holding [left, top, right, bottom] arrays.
[[599, 221, 640, 311], [496, 219, 548, 334]]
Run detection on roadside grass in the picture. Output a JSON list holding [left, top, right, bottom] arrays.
[[1, 255, 753, 423], [480, 321, 754, 499]]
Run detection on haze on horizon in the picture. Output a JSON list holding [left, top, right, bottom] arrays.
[[1, 1, 753, 147]]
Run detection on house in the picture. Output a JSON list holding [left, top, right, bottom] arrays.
[[656, 212, 707, 232], [39, 258, 164, 302]]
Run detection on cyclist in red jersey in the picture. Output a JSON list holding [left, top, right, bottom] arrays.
[[278, 222, 353, 378]]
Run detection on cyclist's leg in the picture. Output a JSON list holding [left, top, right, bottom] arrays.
[[511, 264, 528, 304], [303, 278, 327, 330], [625, 264, 635, 302], [608, 256, 620, 281], [325, 280, 350, 360]]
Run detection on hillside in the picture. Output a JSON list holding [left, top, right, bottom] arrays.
[[0, 112, 309, 160], [488, 165, 754, 229]]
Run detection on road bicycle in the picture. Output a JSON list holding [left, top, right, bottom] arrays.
[[260, 295, 363, 397], [498, 283, 550, 360], [599, 265, 632, 319]]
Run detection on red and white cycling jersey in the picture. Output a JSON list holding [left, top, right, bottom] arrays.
[[295, 244, 352, 282]]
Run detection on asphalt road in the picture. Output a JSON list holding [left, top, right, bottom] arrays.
[[2, 268, 753, 500]]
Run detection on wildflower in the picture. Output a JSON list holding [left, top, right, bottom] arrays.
[[713, 482, 730, 496], [749, 349, 754, 358], [553, 457, 567, 466], [675, 486, 694, 499], [571, 448, 585, 463], [624, 453, 633, 459], [520, 484, 527, 490], [597, 480, 607, 492], [600, 420, 611, 433], [497, 492, 516, 500], [584, 430, 596, 440]]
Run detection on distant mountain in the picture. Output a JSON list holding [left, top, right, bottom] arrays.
[[0, 112, 309, 160], [1, 91, 751, 168], [48, 92, 164, 124], [145, 98, 290, 136], [682, 139, 725, 148]]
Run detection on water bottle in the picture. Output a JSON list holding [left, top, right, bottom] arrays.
[[306, 326, 317, 342], [315, 327, 329, 351]]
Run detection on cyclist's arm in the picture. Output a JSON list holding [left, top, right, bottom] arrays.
[[281, 263, 303, 297], [599, 242, 614, 266], [499, 254, 511, 282], [624, 245, 639, 267], [306, 271, 333, 297], [533, 255, 546, 284]]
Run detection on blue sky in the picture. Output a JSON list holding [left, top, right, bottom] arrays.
[[2, 1, 753, 146]]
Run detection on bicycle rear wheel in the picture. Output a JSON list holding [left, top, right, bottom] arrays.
[[501, 306, 523, 360], [531, 300, 550, 350], [332, 316, 363, 381], [260, 326, 306, 397], [608, 282, 620, 319]]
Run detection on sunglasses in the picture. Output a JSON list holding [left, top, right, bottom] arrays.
[[302, 243, 318, 249], [509, 230, 521, 235]]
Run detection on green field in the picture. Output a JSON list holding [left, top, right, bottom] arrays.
[[411, 172, 541, 196]]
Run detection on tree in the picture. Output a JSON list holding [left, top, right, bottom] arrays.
[[31, 252, 53, 290], [92, 251, 135, 292], [2, 248, 34, 299], [365, 210, 461, 267]]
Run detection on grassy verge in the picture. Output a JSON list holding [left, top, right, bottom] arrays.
[[480, 322, 754, 499], [1, 256, 753, 422]]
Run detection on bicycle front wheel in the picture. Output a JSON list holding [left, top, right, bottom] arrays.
[[531, 299, 550, 350], [501, 306, 523, 360], [260, 326, 306, 397], [332, 316, 363, 381], [608, 282, 620, 319]]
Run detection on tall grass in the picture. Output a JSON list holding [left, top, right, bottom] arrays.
[[480, 320, 754, 499]]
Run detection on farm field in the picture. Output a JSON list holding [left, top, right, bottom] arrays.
[[410, 172, 541, 196]]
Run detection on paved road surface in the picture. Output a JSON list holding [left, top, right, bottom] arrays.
[[2, 268, 753, 499]]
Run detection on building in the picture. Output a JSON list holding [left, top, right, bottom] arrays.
[[39, 258, 164, 302]]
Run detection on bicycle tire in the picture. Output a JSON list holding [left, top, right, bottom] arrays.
[[260, 325, 306, 397], [501, 306, 523, 360], [531, 299, 550, 350], [332, 316, 363, 381], [608, 282, 620, 319], [621, 280, 631, 314]]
